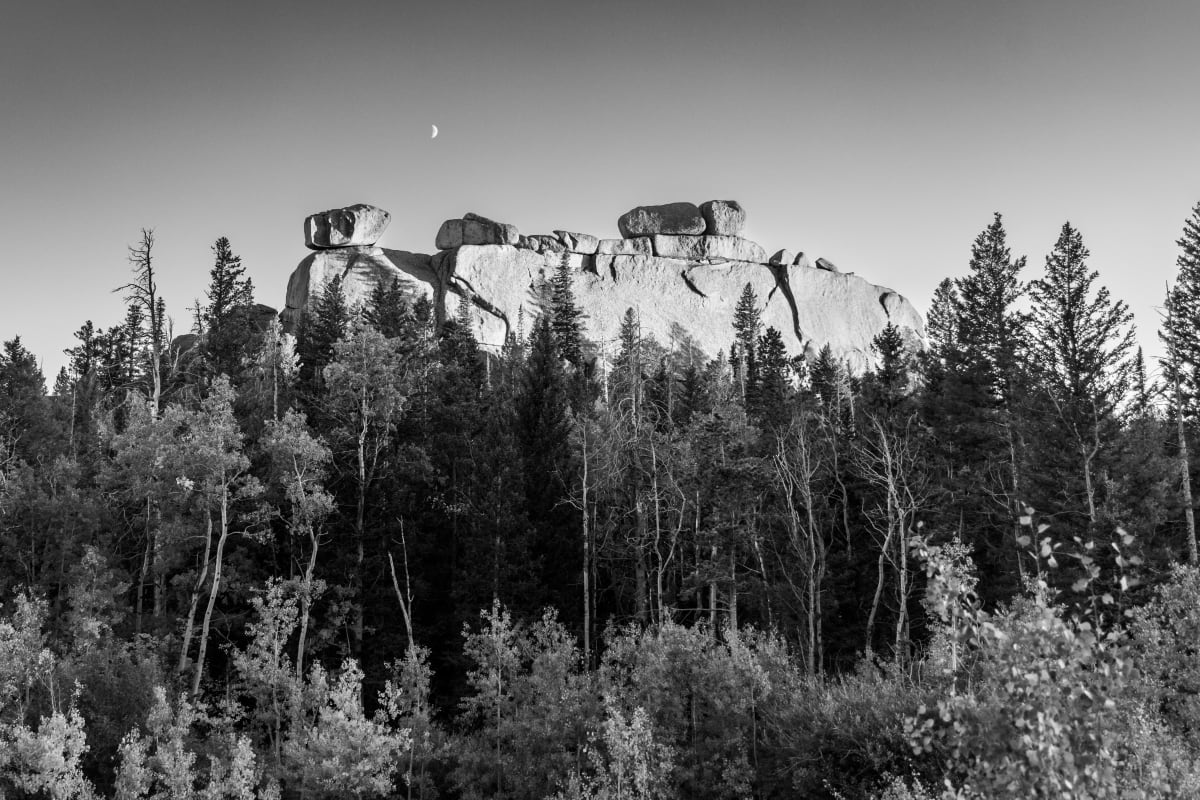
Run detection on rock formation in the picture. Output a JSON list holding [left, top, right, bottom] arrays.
[[282, 201, 924, 373], [304, 204, 391, 249]]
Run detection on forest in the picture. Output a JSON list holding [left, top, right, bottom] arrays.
[[3, 207, 1200, 800]]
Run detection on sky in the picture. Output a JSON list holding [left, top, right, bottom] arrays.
[[3, 0, 1199, 379]]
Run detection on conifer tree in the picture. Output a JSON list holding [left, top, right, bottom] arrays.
[[202, 237, 256, 379], [751, 326, 790, 425], [295, 276, 349, 393], [1161, 201, 1200, 421], [1162, 206, 1200, 564], [518, 314, 572, 514], [550, 252, 584, 368], [202, 237, 253, 330], [365, 278, 411, 338], [731, 283, 761, 403], [864, 322, 911, 416], [1028, 222, 1135, 524]]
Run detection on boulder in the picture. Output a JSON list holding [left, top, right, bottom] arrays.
[[700, 200, 746, 236], [530, 234, 567, 254], [597, 237, 653, 256], [617, 202, 705, 238], [815, 257, 839, 273], [436, 212, 519, 250], [304, 204, 391, 250], [652, 235, 768, 264], [793, 252, 812, 268], [554, 230, 600, 255], [769, 249, 795, 266]]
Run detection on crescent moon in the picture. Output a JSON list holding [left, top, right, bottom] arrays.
[[431, 124, 438, 139]]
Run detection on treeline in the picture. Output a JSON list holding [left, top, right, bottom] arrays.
[[3, 209, 1200, 798]]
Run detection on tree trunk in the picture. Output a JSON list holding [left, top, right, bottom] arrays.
[[581, 438, 591, 666], [1176, 372, 1198, 564], [193, 485, 231, 697], [296, 528, 320, 678], [179, 508, 213, 676]]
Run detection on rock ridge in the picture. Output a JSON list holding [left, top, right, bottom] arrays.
[[282, 201, 925, 373]]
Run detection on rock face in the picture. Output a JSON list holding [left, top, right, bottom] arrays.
[[431, 245, 922, 373], [305, 204, 391, 250], [282, 246, 435, 329], [282, 200, 925, 373], [617, 202, 706, 238]]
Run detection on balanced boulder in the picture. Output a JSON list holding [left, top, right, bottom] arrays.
[[304, 204, 391, 250], [436, 212, 520, 250], [700, 200, 746, 236], [617, 202, 706, 238]]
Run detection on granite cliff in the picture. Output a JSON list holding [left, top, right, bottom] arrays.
[[282, 202, 924, 372]]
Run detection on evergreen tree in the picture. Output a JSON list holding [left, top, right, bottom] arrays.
[[0, 337, 53, 461], [955, 213, 1027, 405], [201, 237, 256, 378], [295, 276, 349, 394], [550, 252, 584, 368], [365, 278, 411, 338], [1028, 222, 1136, 525], [518, 315, 572, 517], [751, 326, 791, 426], [202, 237, 253, 330], [863, 322, 912, 417], [1161, 201, 1200, 421], [731, 283, 761, 403]]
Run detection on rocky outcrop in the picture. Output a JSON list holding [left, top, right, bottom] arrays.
[[282, 245, 435, 329], [282, 200, 925, 373], [305, 204, 391, 250]]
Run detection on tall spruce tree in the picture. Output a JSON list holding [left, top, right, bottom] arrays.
[[1160, 202, 1200, 562], [1028, 222, 1135, 525], [202, 237, 253, 330], [202, 237, 256, 378], [550, 252, 584, 368], [295, 276, 349, 394], [731, 283, 762, 404]]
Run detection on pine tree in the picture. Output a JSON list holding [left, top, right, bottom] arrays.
[[731, 284, 761, 403], [518, 315, 572, 509], [751, 326, 791, 425], [1161, 203, 1200, 563], [1028, 222, 1136, 525], [864, 322, 911, 416], [1161, 201, 1200, 421], [365, 278, 411, 338], [924, 278, 960, 364], [955, 213, 1027, 405], [202, 237, 253, 330], [550, 252, 584, 368], [202, 237, 256, 379], [295, 276, 349, 394]]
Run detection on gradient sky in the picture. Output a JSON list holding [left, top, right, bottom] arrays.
[[3, 0, 1199, 378]]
